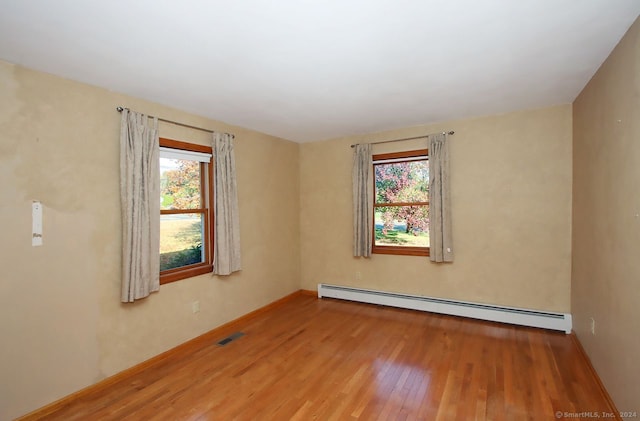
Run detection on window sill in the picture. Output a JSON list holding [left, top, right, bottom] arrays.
[[372, 245, 430, 257], [160, 263, 213, 285]]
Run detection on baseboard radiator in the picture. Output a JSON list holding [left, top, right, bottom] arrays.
[[317, 284, 572, 333]]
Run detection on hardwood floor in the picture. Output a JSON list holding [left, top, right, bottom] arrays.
[[23, 294, 616, 420]]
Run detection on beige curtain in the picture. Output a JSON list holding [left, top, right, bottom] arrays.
[[352, 144, 373, 257], [212, 132, 242, 275], [120, 109, 160, 302], [428, 133, 454, 262]]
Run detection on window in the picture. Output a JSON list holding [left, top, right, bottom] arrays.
[[159, 138, 214, 284], [373, 149, 429, 256]]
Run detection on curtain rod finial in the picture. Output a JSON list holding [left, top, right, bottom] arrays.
[[116, 106, 126, 112]]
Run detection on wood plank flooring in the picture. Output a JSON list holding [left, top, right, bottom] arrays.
[[25, 294, 615, 420]]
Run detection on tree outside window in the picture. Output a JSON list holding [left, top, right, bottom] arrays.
[[159, 138, 214, 284], [373, 149, 429, 256]]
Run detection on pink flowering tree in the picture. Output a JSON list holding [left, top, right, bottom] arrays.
[[375, 161, 429, 236]]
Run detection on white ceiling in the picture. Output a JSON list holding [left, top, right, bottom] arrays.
[[0, 1, 638, 142]]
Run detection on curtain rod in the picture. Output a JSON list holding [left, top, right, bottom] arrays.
[[116, 107, 215, 134], [350, 131, 454, 148]]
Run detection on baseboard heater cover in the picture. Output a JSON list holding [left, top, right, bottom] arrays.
[[317, 284, 572, 333]]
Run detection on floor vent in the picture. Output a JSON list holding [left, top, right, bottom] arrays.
[[217, 332, 245, 346], [317, 283, 572, 333]]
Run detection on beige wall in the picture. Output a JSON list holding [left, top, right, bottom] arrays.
[[300, 105, 573, 312], [10, 25, 637, 415], [0, 60, 300, 420], [572, 18, 640, 410]]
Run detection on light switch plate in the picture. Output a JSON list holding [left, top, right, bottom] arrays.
[[32, 201, 43, 246]]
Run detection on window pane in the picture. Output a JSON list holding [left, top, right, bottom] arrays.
[[160, 213, 205, 271], [375, 160, 428, 204], [160, 157, 202, 210], [375, 206, 429, 247]]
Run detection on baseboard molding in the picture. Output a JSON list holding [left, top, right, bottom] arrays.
[[571, 333, 621, 421], [299, 289, 318, 297], [16, 289, 307, 420]]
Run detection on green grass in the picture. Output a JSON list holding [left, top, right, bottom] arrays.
[[160, 217, 203, 271], [374, 211, 429, 247], [375, 228, 429, 247], [160, 218, 201, 253]]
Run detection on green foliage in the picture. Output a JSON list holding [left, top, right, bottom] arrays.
[[161, 194, 174, 208]]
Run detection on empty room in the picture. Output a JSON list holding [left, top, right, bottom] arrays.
[[1, 1, 639, 420]]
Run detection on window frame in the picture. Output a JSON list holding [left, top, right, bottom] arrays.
[[159, 138, 214, 284], [372, 148, 430, 257]]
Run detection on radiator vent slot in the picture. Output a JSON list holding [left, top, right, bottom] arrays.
[[217, 332, 245, 346], [317, 283, 572, 333]]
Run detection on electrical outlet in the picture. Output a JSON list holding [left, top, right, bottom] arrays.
[[355, 271, 362, 280], [192, 301, 200, 313], [590, 317, 596, 335]]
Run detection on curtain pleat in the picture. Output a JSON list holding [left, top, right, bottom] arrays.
[[352, 144, 373, 257], [428, 133, 454, 262], [120, 109, 160, 302], [212, 132, 242, 275]]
